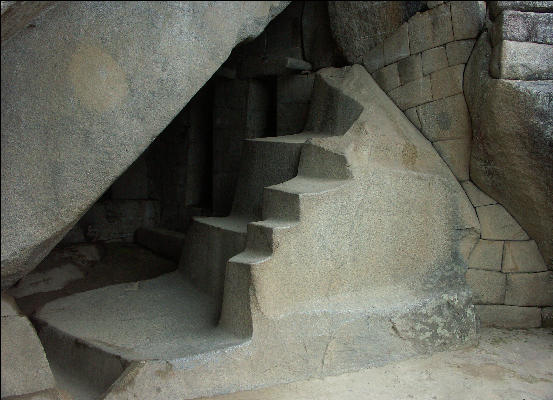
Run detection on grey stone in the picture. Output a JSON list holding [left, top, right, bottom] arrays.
[[505, 271, 553, 306], [0, 1, 55, 43], [465, 33, 553, 266], [135, 227, 187, 263], [476, 204, 529, 241], [372, 63, 401, 92], [491, 11, 553, 46], [1, 1, 290, 289], [111, 155, 149, 200], [8, 263, 84, 298], [277, 73, 315, 105], [363, 43, 385, 73], [430, 64, 464, 99], [302, 1, 345, 70], [421, 46, 449, 75], [398, 54, 423, 85], [409, 4, 454, 54], [1, 292, 20, 316], [476, 305, 542, 328], [433, 139, 471, 181], [427, 1, 444, 9], [276, 102, 311, 135], [502, 240, 548, 273], [450, 1, 486, 40], [468, 239, 504, 271], [417, 94, 471, 142], [489, 1, 553, 18], [383, 23, 409, 65], [446, 39, 476, 65], [1, 316, 55, 397], [543, 307, 553, 327], [490, 40, 553, 80], [466, 269, 506, 304], [388, 76, 432, 110], [404, 107, 421, 129], [1, 389, 71, 400], [35, 65, 480, 400], [461, 181, 497, 207], [328, 2, 423, 64]]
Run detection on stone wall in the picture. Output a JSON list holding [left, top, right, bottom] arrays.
[[355, 1, 552, 327]]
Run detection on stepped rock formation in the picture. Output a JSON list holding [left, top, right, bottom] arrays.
[[1, 1, 289, 289], [35, 65, 479, 399]]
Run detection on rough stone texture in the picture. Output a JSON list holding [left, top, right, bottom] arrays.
[[476, 305, 542, 328], [37, 66, 480, 400], [491, 10, 553, 46], [433, 139, 471, 181], [404, 107, 421, 129], [427, 1, 444, 8], [327, 2, 424, 64], [1, 315, 56, 397], [505, 271, 553, 306], [397, 54, 423, 85], [372, 63, 400, 92], [489, 1, 553, 18], [417, 94, 471, 142], [302, 1, 345, 71], [1, 389, 72, 400], [465, 269, 506, 304], [465, 33, 553, 266], [502, 240, 548, 273], [476, 205, 529, 241], [543, 307, 553, 327], [0, 1, 56, 42], [1, 1, 290, 289], [388, 76, 432, 110], [450, 1, 486, 41], [461, 181, 497, 206], [446, 40, 476, 66], [277, 74, 315, 135], [383, 23, 409, 65], [421, 46, 449, 75], [430, 64, 464, 99], [468, 239, 503, 271], [409, 4, 454, 54], [363, 43, 385, 73], [1, 292, 20, 316], [490, 40, 553, 80]]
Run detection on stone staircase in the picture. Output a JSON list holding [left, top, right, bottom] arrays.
[[34, 65, 480, 400]]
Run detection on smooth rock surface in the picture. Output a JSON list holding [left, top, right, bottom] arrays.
[[476, 204, 530, 241], [1, 1, 289, 289], [502, 240, 548, 273], [1, 315, 56, 397], [388, 76, 432, 110], [468, 239, 503, 271], [446, 39, 476, 66], [372, 63, 400, 92], [430, 64, 464, 99], [199, 328, 553, 400], [398, 54, 423, 85], [417, 94, 471, 142], [505, 271, 553, 306], [490, 40, 553, 80], [466, 269, 506, 304], [1, 292, 20, 316], [465, 33, 553, 266], [408, 4, 453, 54], [421, 46, 448, 75], [461, 181, 497, 207], [433, 139, 471, 181], [450, 1, 486, 41], [476, 305, 542, 328]]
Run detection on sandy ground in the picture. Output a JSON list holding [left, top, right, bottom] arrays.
[[200, 328, 553, 400]]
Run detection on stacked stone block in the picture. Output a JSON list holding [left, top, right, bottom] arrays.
[[366, 1, 553, 327], [365, 2, 484, 183], [462, 183, 552, 328]]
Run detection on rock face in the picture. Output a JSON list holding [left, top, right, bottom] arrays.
[[1, 1, 289, 288], [464, 33, 553, 267], [327, 1, 424, 65]]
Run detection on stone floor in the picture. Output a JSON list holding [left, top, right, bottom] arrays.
[[198, 328, 553, 400]]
